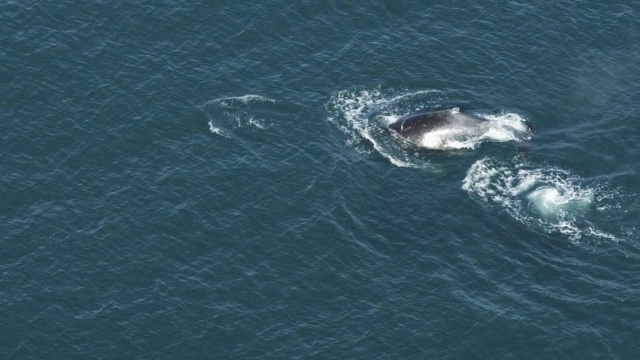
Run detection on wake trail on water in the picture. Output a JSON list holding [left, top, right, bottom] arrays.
[[326, 87, 531, 168], [201, 95, 277, 138], [463, 157, 634, 243]]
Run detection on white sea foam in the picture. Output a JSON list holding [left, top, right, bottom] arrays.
[[203, 94, 276, 136], [208, 121, 230, 137], [463, 157, 620, 242], [211, 94, 276, 107], [526, 186, 593, 217], [247, 116, 267, 129], [327, 87, 436, 168]]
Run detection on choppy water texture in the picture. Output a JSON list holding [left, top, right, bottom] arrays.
[[3, 1, 640, 359]]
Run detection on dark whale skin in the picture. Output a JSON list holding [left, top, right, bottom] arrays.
[[388, 108, 484, 141]]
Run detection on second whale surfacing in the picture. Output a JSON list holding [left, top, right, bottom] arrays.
[[387, 107, 494, 150]]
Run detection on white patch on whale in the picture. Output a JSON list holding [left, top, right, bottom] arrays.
[[390, 108, 531, 150]]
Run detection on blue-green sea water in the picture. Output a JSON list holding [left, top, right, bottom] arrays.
[[3, 1, 640, 358]]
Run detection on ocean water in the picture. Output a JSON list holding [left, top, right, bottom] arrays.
[[2, 1, 640, 359]]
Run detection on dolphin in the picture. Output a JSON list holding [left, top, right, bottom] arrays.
[[387, 108, 485, 142]]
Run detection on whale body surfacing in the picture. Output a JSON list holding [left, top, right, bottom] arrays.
[[388, 108, 485, 142], [387, 107, 531, 150], [387, 107, 498, 150]]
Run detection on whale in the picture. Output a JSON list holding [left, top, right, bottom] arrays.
[[387, 107, 531, 150], [388, 108, 485, 142]]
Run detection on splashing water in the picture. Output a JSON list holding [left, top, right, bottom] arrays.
[[463, 157, 622, 242]]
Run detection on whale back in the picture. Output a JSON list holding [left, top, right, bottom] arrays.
[[388, 109, 457, 140], [387, 108, 529, 150]]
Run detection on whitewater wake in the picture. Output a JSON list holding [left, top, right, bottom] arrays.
[[463, 157, 627, 242]]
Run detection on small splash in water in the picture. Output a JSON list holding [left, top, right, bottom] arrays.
[[201, 94, 276, 137], [208, 121, 230, 137]]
